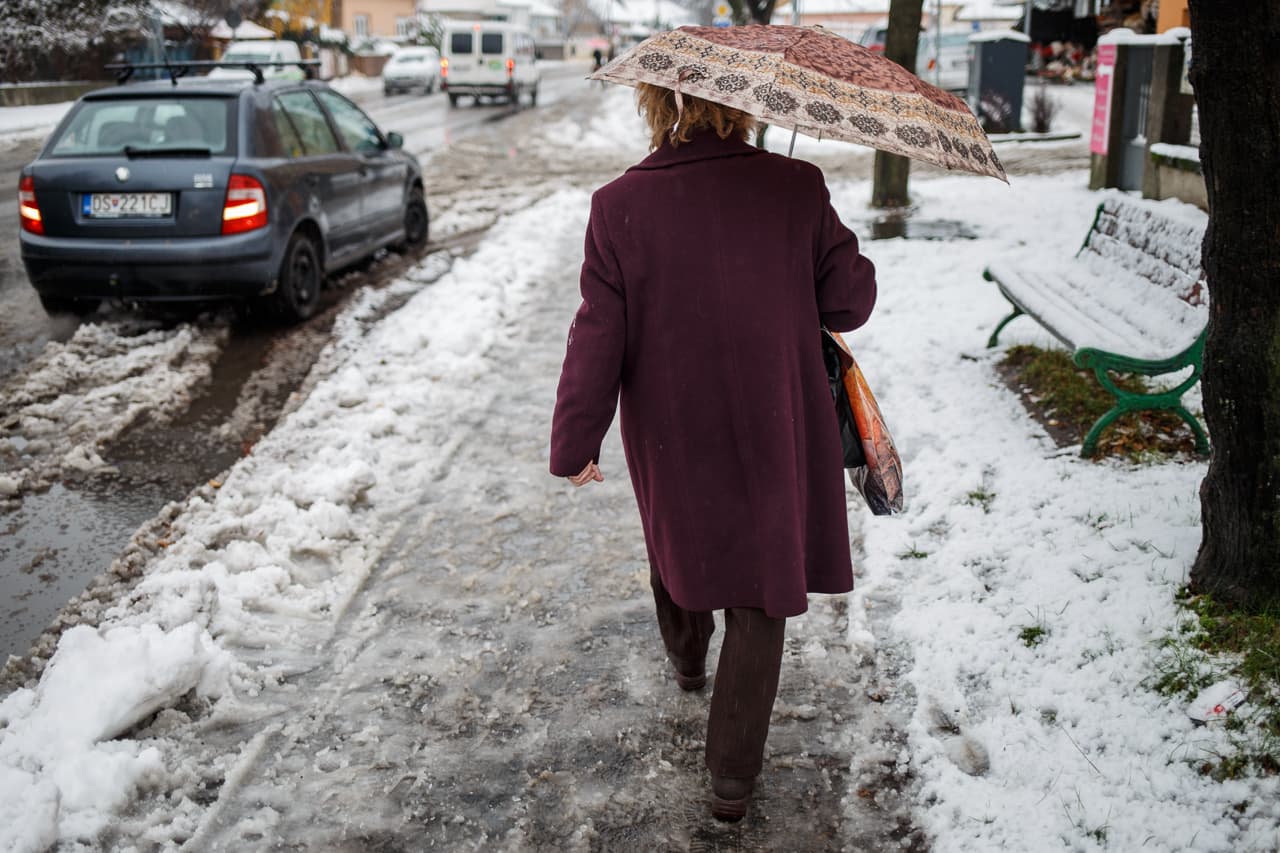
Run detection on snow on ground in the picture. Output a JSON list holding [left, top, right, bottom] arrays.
[[2, 80, 1276, 851], [0, 321, 227, 494], [834, 175, 1278, 851], [0, 101, 73, 140], [324, 73, 384, 104]]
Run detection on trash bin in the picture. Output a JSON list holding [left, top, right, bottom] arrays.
[[1102, 30, 1160, 191], [968, 32, 1030, 134]]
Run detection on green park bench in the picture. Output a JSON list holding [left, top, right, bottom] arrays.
[[983, 196, 1210, 458]]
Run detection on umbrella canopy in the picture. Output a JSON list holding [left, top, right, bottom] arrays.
[[592, 24, 1007, 182]]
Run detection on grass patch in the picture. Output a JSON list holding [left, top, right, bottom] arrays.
[[1019, 624, 1048, 647], [997, 344, 1198, 460], [964, 486, 996, 513], [897, 544, 929, 560], [1150, 588, 1280, 779]]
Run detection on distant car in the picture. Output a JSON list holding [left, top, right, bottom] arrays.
[[209, 40, 305, 81], [440, 20, 541, 107], [917, 29, 973, 92], [383, 46, 441, 95], [18, 66, 428, 322], [858, 23, 971, 93]]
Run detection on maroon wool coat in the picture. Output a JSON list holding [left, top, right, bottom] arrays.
[[550, 130, 877, 618]]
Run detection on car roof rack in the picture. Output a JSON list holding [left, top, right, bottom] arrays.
[[104, 59, 321, 86]]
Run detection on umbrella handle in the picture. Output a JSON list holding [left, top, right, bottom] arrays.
[[670, 67, 693, 140]]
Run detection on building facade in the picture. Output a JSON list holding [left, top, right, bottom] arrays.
[[333, 0, 417, 40]]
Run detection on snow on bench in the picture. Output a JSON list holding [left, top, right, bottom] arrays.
[[983, 195, 1210, 457]]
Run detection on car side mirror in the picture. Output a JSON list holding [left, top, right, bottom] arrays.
[[386, 131, 403, 149]]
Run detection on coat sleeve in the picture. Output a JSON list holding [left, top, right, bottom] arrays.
[[549, 193, 626, 477], [813, 178, 877, 333]]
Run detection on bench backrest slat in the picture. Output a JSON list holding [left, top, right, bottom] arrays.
[[1079, 197, 1207, 308]]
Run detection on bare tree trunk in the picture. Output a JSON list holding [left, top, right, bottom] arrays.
[[1187, 1, 1280, 610], [871, 0, 924, 208]]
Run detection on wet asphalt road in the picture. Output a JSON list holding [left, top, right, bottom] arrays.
[[0, 63, 595, 660], [0, 135, 73, 386]]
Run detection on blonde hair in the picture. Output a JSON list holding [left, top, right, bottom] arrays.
[[636, 82, 756, 151]]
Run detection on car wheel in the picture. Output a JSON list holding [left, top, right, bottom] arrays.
[[448, 93, 459, 107], [529, 86, 538, 107], [384, 86, 394, 96], [424, 80, 435, 95], [271, 231, 322, 323], [38, 294, 100, 317], [395, 188, 429, 253]]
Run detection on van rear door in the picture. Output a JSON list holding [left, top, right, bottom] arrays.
[[445, 26, 509, 87]]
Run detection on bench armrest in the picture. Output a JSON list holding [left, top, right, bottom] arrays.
[[1072, 328, 1206, 376]]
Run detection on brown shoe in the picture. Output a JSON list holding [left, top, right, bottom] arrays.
[[669, 658, 706, 691], [710, 775, 755, 822]]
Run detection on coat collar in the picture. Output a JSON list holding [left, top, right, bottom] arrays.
[[627, 129, 764, 172]]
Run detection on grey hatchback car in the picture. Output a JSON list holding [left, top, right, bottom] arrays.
[[18, 64, 428, 322]]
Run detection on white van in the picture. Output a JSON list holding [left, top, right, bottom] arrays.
[[209, 40, 305, 80], [440, 21, 540, 107]]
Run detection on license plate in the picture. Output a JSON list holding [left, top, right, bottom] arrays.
[[83, 192, 172, 218]]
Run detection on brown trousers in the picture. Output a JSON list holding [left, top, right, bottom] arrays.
[[651, 570, 787, 779]]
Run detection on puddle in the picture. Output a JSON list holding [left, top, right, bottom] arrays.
[[0, 480, 170, 658], [870, 217, 979, 241]]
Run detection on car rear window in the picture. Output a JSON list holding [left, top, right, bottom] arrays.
[[451, 32, 473, 54], [48, 97, 232, 156], [481, 33, 503, 54]]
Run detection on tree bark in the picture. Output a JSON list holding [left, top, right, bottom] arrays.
[[871, 0, 924, 208], [1187, 1, 1280, 610]]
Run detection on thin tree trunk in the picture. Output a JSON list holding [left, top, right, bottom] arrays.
[[1187, 1, 1280, 610], [872, 0, 924, 208]]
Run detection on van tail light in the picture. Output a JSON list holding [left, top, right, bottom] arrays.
[[506, 58, 514, 77], [928, 58, 937, 71], [222, 174, 268, 235], [19, 175, 44, 235], [440, 57, 448, 78]]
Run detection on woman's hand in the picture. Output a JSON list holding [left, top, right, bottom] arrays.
[[568, 461, 604, 487]]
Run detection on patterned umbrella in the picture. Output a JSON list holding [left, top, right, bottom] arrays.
[[592, 24, 1007, 182]]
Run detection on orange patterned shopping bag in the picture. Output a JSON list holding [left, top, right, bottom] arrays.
[[821, 329, 904, 516]]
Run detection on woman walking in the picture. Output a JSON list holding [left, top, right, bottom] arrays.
[[549, 83, 877, 822]]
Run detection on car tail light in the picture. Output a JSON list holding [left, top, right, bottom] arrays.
[[18, 175, 43, 235], [928, 58, 937, 71], [222, 174, 268, 235], [506, 58, 514, 77], [440, 57, 448, 78]]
